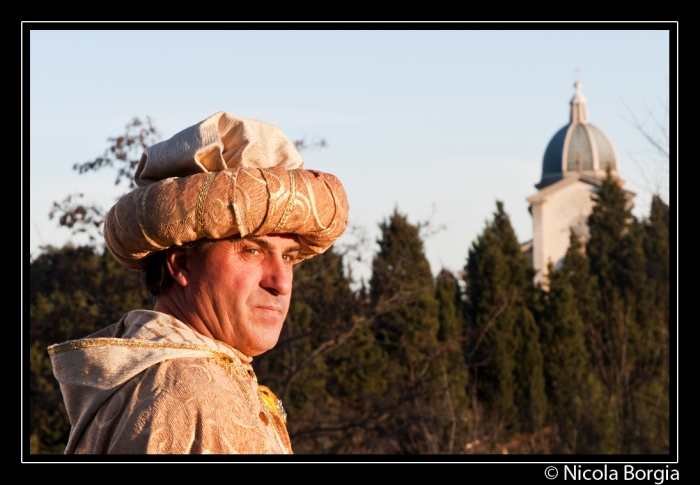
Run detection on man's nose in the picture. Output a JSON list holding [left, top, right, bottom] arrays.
[[261, 256, 293, 296]]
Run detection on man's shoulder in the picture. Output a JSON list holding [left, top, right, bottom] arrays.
[[144, 355, 244, 393], [82, 356, 262, 454]]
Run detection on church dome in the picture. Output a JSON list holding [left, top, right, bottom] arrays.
[[537, 82, 619, 189]]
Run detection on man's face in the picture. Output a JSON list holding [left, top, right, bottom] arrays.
[[184, 234, 299, 357]]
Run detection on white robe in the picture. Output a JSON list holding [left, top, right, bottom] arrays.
[[49, 310, 291, 454]]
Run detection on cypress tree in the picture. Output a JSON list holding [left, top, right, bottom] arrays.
[[370, 209, 440, 376], [541, 256, 616, 453], [585, 171, 668, 452], [491, 201, 547, 437], [586, 172, 633, 451], [435, 269, 471, 452], [561, 227, 602, 346], [368, 209, 447, 453], [634, 195, 671, 453], [465, 201, 547, 439]]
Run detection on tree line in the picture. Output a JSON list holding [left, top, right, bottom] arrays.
[[28, 119, 670, 454]]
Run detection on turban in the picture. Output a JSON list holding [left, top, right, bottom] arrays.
[[103, 111, 349, 271]]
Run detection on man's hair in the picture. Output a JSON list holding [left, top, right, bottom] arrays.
[[143, 238, 216, 297]]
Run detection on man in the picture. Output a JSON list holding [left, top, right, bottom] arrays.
[[48, 112, 349, 454]]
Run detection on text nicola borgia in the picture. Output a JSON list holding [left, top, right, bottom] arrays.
[[564, 465, 678, 484]]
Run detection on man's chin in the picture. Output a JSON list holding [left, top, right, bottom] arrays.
[[246, 337, 282, 357], [251, 307, 287, 326], [243, 326, 285, 357]]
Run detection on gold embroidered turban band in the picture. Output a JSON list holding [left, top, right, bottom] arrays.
[[103, 111, 349, 271]]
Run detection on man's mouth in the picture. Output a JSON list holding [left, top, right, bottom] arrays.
[[255, 305, 282, 313]]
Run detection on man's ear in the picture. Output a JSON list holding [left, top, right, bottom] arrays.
[[165, 246, 191, 287]]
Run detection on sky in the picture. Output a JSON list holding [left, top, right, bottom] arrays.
[[26, 26, 673, 285]]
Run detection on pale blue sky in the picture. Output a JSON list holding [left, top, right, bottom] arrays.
[[27, 27, 673, 283]]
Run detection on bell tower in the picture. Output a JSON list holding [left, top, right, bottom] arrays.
[[526, 82, 631, 287]]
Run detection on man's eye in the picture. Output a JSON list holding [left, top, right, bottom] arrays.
[[245, 248, 260, 255]]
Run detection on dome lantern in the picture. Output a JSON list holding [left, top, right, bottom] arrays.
[[570, 81, 588, 124]]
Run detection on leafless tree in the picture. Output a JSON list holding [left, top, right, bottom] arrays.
[[50, 117, 161, 243], [623, 98, 670, 204]]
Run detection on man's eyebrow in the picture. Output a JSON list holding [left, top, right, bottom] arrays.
[[243, 237, 300, 253], [243, 237, 272, 249]]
